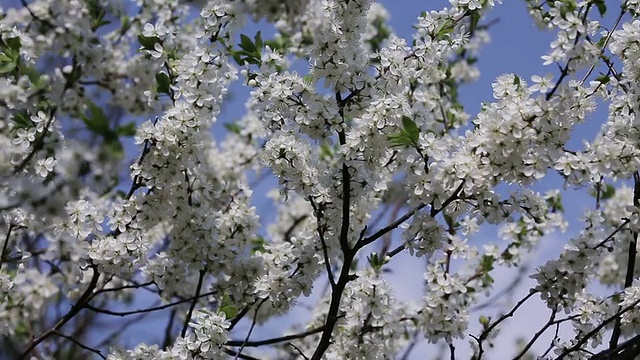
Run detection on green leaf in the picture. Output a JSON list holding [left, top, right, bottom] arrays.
[[224, 122, 243, 135], [319, 144, 333, 160], [434, 18, 455, 39], [302, 74, 314, 84], [4, 36, 21, 51], [250, 235, 266, 254], [595, 74, 609, 85], [231, 51, 245, 66], [264, 36, 290, 53], [138, 35, 160, 50], [19, 65, 45, 87], [63, 65, 83, 84], [513, 75, 521, 87], [0, 53, 13, 63], [101, 139, 124, 160], [239, 34, 256, 53], [15, 322, 29, 337], [155, 72, 171, 95], [401, 115, 420, 144], [387, 133, 414, 148], [12, 111, 33, 129], [470, 11, 481, 29], [601, 183, 616, 200], [480, 254, 495, 272], [254, 31, 263, 50], [82, 102, 110, 137], [219, 294, 239, 319], [116, 122, 137, 137], [0, 60, 16, 74], [593, 0, 606, 17]]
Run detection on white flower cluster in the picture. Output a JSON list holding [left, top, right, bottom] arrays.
[[109, 310, 230, 360], [326, 271, 407, 359]]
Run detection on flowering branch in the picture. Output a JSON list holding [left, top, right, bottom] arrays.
[[609, 171, 640, 349], [181, 268, 207, 337], [19, 265, 100, 359], [556, 297, 640, 359]]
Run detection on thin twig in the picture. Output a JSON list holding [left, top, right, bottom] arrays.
[[308, 197, 336, 289], [53, 331, 106, 360], [162, 309, 177, 349], [556, 297, 640, 359], [235, 298, 268, 360], [472, 290, 538, 360], [20, 266, 100, 359], [223, 348, 262, 360], [226, 325, 326, 347], [86, 290, 216, 317], [288, 343, 310, 360], [609, 172, 640, 349], [181, 268, 206, 337], [0, 224, 15, 267]]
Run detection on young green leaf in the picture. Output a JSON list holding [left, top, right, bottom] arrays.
[[401, 115, 420, 144], [81, 102, 111, 139], [239, 34, 256, 53], [155, 72, 171, 96], [138, 35, 160, 51], [601, 183, 616, 200], [116, 122, 137, 137]]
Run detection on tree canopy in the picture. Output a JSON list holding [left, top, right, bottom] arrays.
[[2, 0, 640, 359]]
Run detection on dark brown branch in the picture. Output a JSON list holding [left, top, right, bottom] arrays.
[[226, 325, 326, 347], [309, 197, 336, 288], [53, 330, 105, 360], [355, 203, 427, 251], [309, 248, 356, 360], [336, 91, 352, 253], [592, 334, 640, 360], [181, 268, 207, 337], [556, 297, 640, 359], [228, 304, 253, 331], [357, 181, 465, 252], [284, 215, 308, 242], [288, 343, 310, 360], [398, 330, 420, 360], [223, 348, 262, 360], [472, 290, 538, 359], [512, 311, 581, 359], [20, 265, 100, 359], [86, 290, 216, 317], [0, 224, 15, 267], [96, 311, 152, 349], [162, 309, 177, 349], [93, 281, 156, 295], [235, 298, 267, 359], [609, 172, 640, 349]]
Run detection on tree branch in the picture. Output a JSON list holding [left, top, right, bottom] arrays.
[[226, 325, 326, 347], [53, 330, 106, 360], [20, 265, 100, 359], [86, 290, 216, 317], [609, 171, 640, 349], [181, 268, 207, 337]]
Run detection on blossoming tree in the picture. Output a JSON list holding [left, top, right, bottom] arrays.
[[2, 0, 640, 358]]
